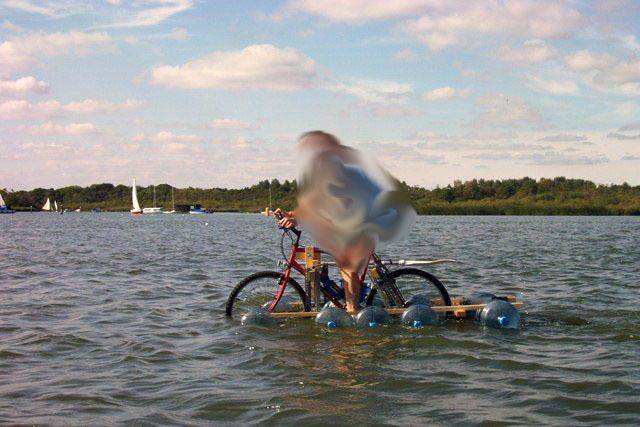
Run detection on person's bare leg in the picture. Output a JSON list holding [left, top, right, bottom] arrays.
[[341, 269, 362, 315]]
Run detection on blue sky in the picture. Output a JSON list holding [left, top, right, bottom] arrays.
[[1, 0, 639, 190]]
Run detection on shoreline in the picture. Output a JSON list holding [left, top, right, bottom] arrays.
[[3, 177, 640, 216]]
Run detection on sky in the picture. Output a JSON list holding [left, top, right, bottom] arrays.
[[1, 0, 639, 190]]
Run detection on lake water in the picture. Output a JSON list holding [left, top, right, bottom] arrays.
[[1, 213, 639, 425]]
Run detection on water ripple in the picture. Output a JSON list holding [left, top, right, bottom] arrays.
[[0, 213, 639, 424]]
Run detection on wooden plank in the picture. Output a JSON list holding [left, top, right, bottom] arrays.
[[270, 311, 321, 318], [387, 301, 523, 315], [269, 300, 522, 318]]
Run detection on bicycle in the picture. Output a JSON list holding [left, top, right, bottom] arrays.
[[225, 215, 454, 319]]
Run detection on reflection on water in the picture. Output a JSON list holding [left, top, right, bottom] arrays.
[[1, 213, 639, 424]]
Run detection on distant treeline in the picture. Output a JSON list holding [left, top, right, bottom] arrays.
[[2, 177, 640, 215]]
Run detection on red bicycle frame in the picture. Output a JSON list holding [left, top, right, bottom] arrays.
[[267, 229, 370, 312]]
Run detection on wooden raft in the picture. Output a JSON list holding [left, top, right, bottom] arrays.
[[269, 296, 522, 319]]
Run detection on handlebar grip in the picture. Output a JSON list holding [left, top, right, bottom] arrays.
[[274, 210, 301, 235]]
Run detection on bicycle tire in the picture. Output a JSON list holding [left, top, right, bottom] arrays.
[[366, 268, 452, 308], [225, 271, 310, 317]]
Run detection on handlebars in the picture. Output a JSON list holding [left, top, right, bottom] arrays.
[[274, 210, 301, 237]]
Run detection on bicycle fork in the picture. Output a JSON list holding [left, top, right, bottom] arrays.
[[369, 263, 406, 308]]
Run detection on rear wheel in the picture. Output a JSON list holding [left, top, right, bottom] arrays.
[[366, 268, 451, 309], [225, 271, 309, 319]]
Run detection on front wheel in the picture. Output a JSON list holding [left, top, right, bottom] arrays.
[[225, 271, 310, 319], [366, 268, 452, 309]]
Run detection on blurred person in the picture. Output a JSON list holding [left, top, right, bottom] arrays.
[[275, 131, 415, 314]]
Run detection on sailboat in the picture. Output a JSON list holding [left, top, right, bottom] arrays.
[[163, 187, 176, 214], [54, 200, 64, 214], [0, 192, 15, 214], [142, 185, 162, 214], [42, 197, 51, 211], [131, 178, 142, 215]]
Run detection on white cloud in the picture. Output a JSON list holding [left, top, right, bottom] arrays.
[[151, 131, 200, 143], [607, 122, 640, 140], [499, 39, 555, 64], [1, 20, 24, 32], [168, 27, 189, 40], [564, 50, 640, 94], [564, 50, 614, 72], [27, 121, 99, 135], [233, 136, 250, 149], [462, 151, 609, 165], [619, 122, 640, 132], [283, 0, 442, 24], [104, 0, 194, 28], [369, 104, 419, 118], [528, 76, 579, 95], [400, 1, 584, 51], [0, 30, 113, 74], [420, 139, 551, 153], [210, 118, 256, 130], [606, 102, 640, 122], [423, 86, 470, 101], [619, 35, 640, 52], [0, 98, 141, 119], [521, 151, 609, 165], [328, 77, 413, 104], [0, 76, 49, 97], [608, 132, 640, 140], [393, 48, 418, 62], [122, 27, 190, 45], [474, 94, 542, 128], [538, 134, 588, 142], [1, 0, 87, 17], [64, 98, 142, 114], [150, 44, 317, 90], [593, 59, 640, 85], [0, 99, 61, 119]]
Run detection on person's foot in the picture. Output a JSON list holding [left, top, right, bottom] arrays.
[[345, 304, 362, 316]]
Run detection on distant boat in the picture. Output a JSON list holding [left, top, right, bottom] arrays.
[[189, 205, 207, 214], [42, 197, 51, 211], [142, 185, 162, 214], [75, 207, 81, 212], [263, 183, 272, 216], [131, 178, 142, 215], [0, 192, 15, 214], [163, 187, 176, 214], [262, 182, 273, 215]]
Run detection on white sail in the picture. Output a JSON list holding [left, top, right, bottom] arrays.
[[132, 179, 141, 211], [0, 192, 5, 208], [54, 200, 58, 211], [42, 197, 51, 211]]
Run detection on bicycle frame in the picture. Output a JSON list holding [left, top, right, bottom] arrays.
[[267, 228, 373, 312], [266, 227, 410, 312]]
